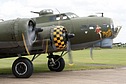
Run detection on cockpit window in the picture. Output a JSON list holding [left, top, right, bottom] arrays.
[[49, 12, 78, 22], [56, 14, 68, 21], [65, 13, 79, 19]]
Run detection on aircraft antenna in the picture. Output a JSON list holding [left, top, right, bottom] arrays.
[[96, 12, 104, 17], [55, 8, 61, 25]]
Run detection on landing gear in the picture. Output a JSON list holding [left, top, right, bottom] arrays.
[[12, 57, 33, 78], [12, 53, 65, 78], [47, 55, 65, 72]]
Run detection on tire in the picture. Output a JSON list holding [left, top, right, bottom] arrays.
[[48, 56, 65, 72], [12, 57, 33, 78]]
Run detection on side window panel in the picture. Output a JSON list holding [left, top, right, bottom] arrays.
[[80, 25, 88, 30], [89, 25, 96, 30]]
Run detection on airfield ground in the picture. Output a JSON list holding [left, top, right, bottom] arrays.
[[1, 68, 126, 84], [0, 48, 126, 84]]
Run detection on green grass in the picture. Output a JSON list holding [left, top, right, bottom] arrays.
[[0, 48, 126, 74]]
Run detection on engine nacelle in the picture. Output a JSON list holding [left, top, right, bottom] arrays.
[[0, 18, 36, 50], [40, 26, 67, 52]]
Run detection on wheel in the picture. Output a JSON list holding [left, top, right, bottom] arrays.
[[48, 55, 65, 72], [12, 57, 33, 78]]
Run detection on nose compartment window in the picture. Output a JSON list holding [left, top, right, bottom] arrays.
[[102, 24, 111, 29], [110, 23, 115, 32], [111, 23, 114, 29]]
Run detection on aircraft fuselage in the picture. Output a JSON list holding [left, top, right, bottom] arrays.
[[0, 12, 116, 57]]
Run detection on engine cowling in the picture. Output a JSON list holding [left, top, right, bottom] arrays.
[[39, 26, 68, 52], [14, 18, 36, 47], [51, 26, 67, 50], [0, 18, 36, 53]]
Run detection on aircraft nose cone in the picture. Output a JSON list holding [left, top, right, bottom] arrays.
[[111, 26, 122, 39]]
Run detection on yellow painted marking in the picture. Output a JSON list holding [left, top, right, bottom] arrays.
[[59, 32, 62, 35], [102, 29, 112, 38], [56, 34, 60, 37], [57, 40, 61, 43], [69, 63, 74, 66], [22, 33, 30, 55], [45, 40, 48, 53], [61, 42, 64, 45], [55, 43, 59, 46], [60, 37, 63, 40], [54, 38, 57, 41], [53, 32, 57, 35]]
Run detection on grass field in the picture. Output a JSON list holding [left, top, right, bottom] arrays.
[[0, 48, 126, 74]]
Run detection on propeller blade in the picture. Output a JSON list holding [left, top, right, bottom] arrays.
[[90, 48, 93, 60], [28, 30, 36, 46], [66, 33, 75, 66], [67, 41, 73, 65], [22, 21, 39, 55]]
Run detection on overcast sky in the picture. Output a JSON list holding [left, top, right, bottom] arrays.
[[0, 0, 125, 43]]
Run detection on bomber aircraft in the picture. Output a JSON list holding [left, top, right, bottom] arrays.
[[0, 9, 121, 78]]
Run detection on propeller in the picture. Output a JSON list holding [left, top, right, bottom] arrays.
[[22, 21, 36, 55], [52, 26, 75, 65], [27, 22, 36, 46], [66, 33, 75, 65], [54, 9, 75, 65], [22, 21, 43, 55], [90, 48, 94, 60]]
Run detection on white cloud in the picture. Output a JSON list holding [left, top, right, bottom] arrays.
[[0, 0, 126, 42]]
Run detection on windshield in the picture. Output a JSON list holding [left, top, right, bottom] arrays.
[[49, 12, 79, 22], [65, 12, 79, 19]]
